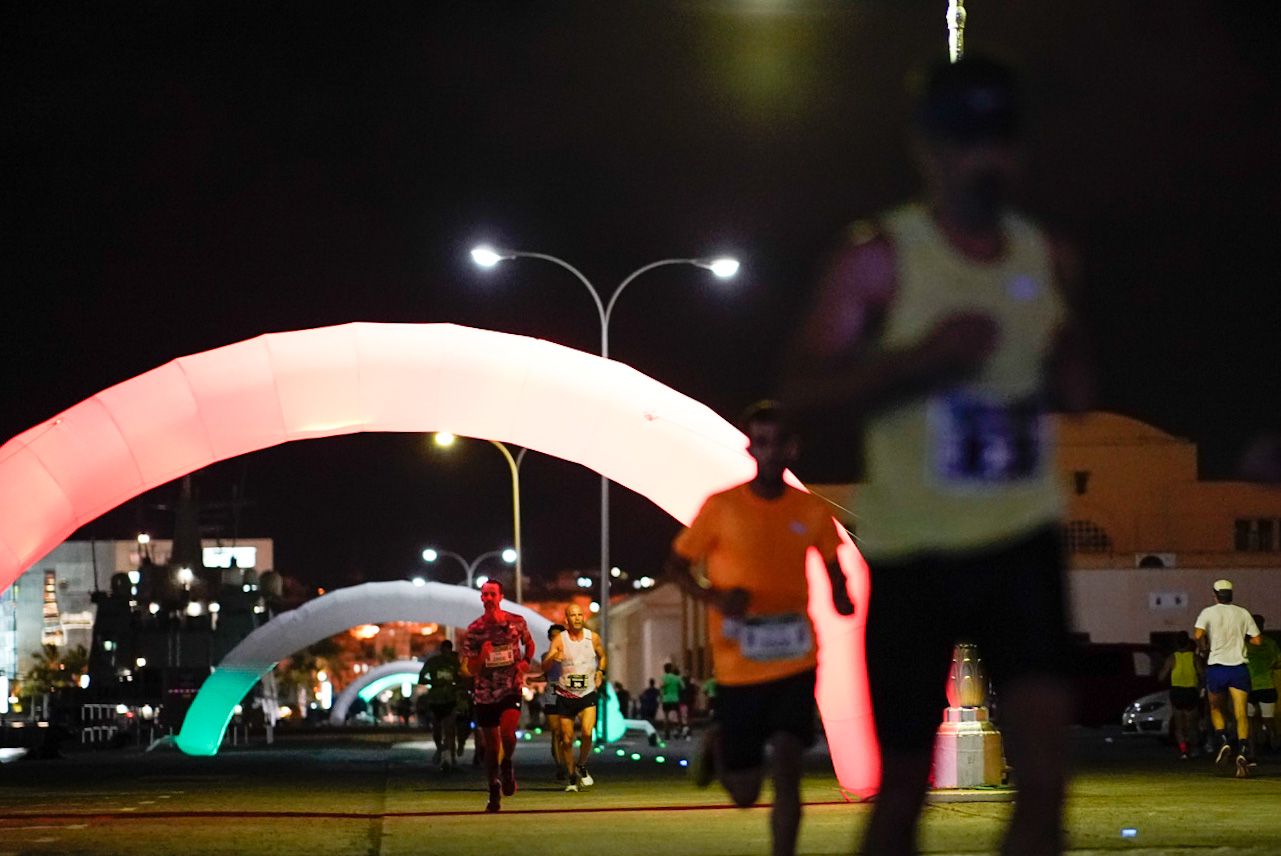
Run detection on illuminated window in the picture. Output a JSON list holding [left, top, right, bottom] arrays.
[[1066, 520, 1111, 553]]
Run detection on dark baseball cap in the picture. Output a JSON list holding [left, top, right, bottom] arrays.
[[912, 55, 1022, 143]]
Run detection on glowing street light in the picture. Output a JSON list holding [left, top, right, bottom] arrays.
[[430, 432, 528, 602], [468, 245, 741, 652], [421, 547, 516, 590]]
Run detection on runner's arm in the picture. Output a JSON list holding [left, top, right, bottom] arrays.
[[778, 230, 997, 418], [593, 632, 608, 688], [540, 633, 563, 672], [663, 552, 748, 617], [1156, 654, 1174, 684], [521, 624, 536, 670]]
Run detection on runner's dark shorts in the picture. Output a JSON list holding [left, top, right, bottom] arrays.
[[1248, 688, 1278, 705], [556, 691, 599, 719], [474, 695, 522, 728], [718, 669, 817, 772], [1169, 687, 1200, 711], [865, 525, 1072, 755], [430, 701, 457, 721], [662, 701, 680, 713]]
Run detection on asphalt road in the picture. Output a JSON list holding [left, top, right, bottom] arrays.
[[0, 726, 1278, 855]]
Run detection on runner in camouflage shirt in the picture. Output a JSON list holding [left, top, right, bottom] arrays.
[[462, 579, 535, 812]]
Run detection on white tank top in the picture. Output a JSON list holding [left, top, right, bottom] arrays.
[[556, 629, 598, 698]]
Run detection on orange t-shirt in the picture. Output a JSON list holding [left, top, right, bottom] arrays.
[[673, 483, 842, 686]]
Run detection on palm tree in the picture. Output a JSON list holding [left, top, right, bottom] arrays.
[[24, 643, 89, 694]]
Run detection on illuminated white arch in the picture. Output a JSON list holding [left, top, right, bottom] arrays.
[[171, 581, 550, 749], [329, 660, 426, 725], [0, 322, 877, 795]]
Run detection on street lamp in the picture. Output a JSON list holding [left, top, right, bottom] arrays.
[[421, 547, 517, 590], [431, 432, 528, 602], [469, 245, 740, 652]]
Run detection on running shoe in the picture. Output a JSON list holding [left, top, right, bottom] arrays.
[[486, 779, 502, 812], [579, 767, 594, 787], [1215, 742, 1234, 769], [1235, 754, 1251, 778], [564, 773, 580, 793], [500, 761, 517, 796]]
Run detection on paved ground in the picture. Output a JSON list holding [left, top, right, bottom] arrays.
[[0, 727, 1278, 855]]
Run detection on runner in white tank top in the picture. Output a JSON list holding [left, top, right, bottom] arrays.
[[541, 603, 607, 791]]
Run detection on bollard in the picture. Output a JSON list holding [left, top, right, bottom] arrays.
[[932, 642, 1005, 788]]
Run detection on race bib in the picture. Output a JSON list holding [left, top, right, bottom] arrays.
[[724, 614, 813, 662], [927, 391, 1047, 488], [484, 644, 515, 669], [434, 669, 455, 685], [565, 673, 590, 691]]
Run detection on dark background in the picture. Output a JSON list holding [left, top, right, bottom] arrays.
[[4, 1, 1278, 590]]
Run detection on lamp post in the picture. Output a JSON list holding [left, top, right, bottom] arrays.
[[421, 547, 517, 591], [433, 432, 528, 602], [469, 246, 739, 653]]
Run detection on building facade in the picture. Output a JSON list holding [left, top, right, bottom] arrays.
[[1, 538, 273, 682], [809, 412, 1281, 645]]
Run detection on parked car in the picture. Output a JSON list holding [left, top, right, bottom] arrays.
[[1120, 690, 1170, 738]]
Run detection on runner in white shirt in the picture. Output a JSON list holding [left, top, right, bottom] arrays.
[[541, 603, 606, 792], [1194, 579, 1263, 777]]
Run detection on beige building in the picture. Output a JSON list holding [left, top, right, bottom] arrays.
[[607, 412, 1281, 686], [811, 412, 1281, 644]]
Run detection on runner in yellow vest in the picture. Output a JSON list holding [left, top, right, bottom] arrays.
[[1158, 631, 1204, 759], [784, 55, 1092, 856]]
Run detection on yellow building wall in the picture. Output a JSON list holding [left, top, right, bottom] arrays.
[[812, 411, 1281, 570]]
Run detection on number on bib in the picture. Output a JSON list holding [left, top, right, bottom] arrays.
[[735, 614, 813, 662], [485, 644, 515, 669], [928, 391, 1047, 488]]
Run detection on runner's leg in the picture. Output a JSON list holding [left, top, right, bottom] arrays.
[[769, 732, 805, 856], [998, 675, 1072, 856], [579, 705, 596, 769]]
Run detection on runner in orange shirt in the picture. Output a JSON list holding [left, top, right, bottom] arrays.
[[664, 401, 854, 856]]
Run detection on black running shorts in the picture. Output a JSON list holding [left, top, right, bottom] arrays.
[[474, 695, 521, 728], [717, 669, 817, 773], [864, 525, 1072, 755]]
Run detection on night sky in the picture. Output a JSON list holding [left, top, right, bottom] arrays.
[[5, 2, 1278, 591]]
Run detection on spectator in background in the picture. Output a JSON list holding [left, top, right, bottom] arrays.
[[614, 681, 632, 719], [639, 678, 661, 724], [661, 663, 684, 739]]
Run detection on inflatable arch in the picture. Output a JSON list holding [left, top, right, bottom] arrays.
[[0, 322, 878, 794], [176, 581, 552, 752], [330, 659, 429, 725]]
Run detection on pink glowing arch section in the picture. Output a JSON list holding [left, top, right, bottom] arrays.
[[0, 322, 878, 795]]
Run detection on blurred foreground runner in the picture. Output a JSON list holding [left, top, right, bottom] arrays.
[[783, 55, 1092, 856]]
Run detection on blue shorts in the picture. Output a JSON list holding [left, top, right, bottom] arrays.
[[1205, 664, 1251, 695]]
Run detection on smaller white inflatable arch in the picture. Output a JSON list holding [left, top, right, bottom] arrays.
[[175, 581, 550, 755], [329, 660, 432, 726]]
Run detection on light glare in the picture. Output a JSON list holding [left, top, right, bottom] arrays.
[[709, 257, 740, 279], [470, 246, 503, 268]]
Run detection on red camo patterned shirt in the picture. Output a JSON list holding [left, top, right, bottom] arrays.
[[461, 613, 533, 705]]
